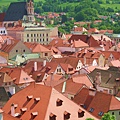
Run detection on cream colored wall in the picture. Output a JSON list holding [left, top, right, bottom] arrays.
[[40, 52, 52, 58], [98, 55, 105, 67], [9, 41, 31, 59], [23, 30, 51, 45]]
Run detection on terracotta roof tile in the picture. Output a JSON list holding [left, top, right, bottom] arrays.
[[3, 83, 52, 120], [54, 79, 85, 95], [24, 42, 51, 52], [72, 74, 93, 88]]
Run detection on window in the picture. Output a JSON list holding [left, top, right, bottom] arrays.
[[89, 108, 94, 113], [49, 113, 56, 120], [109, 89, 112, 94], [31, 34, 33, 37], [27, 39, 29, 42], [68, 68, 73, 72], [34, 34, 36, 37], [23, 50, 25, 52], [45, 53, 48, 56], [27, 34, 29, 37], [78, 109, 85, 118], [46, 38, 48, 41], [40, 34, 41, 37], [16, 50, 18, 52], [43, 34, 44, 37], [98, 112, 104, 116], [64, 111, 70, 120], [56, 98, 63, 106], [112, 112, 114, 115], [46, 33, 48, 37], [119, 111, 120, 115], [57, 68, 61, 73], [43, 38, 44, 41], [40, 39, 41, 42]]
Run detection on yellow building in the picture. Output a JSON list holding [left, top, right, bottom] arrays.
[[20, 27, 51, 45]]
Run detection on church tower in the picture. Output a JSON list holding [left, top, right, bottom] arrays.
[[27, 0, 35, 22]]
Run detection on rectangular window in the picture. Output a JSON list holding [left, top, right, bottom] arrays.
[[27, 34, 29, 37], [45, 53, 48, 56], [89, 108, 94, 113]]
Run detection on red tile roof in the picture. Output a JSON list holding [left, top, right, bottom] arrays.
[[54, 79, 85, 95], [87, 92, 120, 119], [0, 13, 5, 22], [0, 39, 18, 53], [24, 42, 51, 52], [3, 83, 52, 120]]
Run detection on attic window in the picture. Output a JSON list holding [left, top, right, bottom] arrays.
[[64, 111, 70, 120], [34, 97, 40, 103], [20, 108, 27, 114], [27, 95, 33, 101], [56, 98, 63, 106], [89, 108, 94, 113], [21, 108, 27, 112], [49, 113, 56, 120], [78, 109, 85, 118], [98, 111, 104, 116], [68, 68, 73, 72], [31, 112, 38, 119], [14, 104, 18, 108]]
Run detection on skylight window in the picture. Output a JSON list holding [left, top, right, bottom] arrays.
[[98, 111, 104, 116], [89, 108, 94, 113]]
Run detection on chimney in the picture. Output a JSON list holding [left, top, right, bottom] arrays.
[[43, 60, 46, 67], [51, 72, 54, 81], [62, 81, 66, 93], [95, 72, 101, 85], [6, 38, 11, 45], [34, 62, 37, 71], [11, 103, 15, 117]]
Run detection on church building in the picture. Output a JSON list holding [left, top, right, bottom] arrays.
[[3, 0, 35, 27]]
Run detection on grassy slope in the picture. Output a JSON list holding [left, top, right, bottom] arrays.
[[0, 0, 120, 12]]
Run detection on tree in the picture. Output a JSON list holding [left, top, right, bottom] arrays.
[[86, 118, 94, 120], [101, 113, 116, 120]]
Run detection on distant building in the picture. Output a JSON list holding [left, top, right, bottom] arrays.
[[3, 0, 35, 27], [7, 26, 58, 45], [0, 27, 7, 35]]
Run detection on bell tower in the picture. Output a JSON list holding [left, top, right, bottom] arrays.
[[27, 0, 35, 22]]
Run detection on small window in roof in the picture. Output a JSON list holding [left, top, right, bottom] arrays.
[[56, 98, 63, 106], [78, 109, 85, 118], [89, 108, 94, 113], [49, 113, 56, 120], [64, 111, 70, 120], [98, 111, 104, 116]]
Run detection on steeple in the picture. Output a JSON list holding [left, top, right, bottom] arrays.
[[26, 0, 35, 22]]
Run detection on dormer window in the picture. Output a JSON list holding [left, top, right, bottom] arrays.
[[68, 68, 73, 72], [56, 98, 63, 106], [49, 113, 56, 120], [64, 111, 70, 120], [34, 97, 40, 103], [31, 112, 38, 119], [27, 95, 33, 101], [20, 108, 27, 114], [78, 109, 85, 118]]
